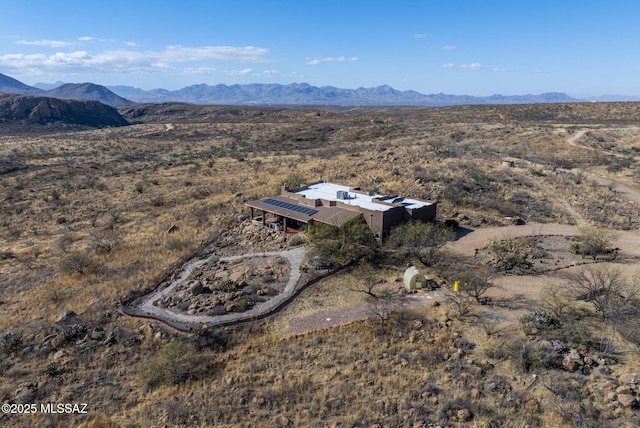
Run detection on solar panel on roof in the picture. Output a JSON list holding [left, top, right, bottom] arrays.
[[263, 198, 318, 216]]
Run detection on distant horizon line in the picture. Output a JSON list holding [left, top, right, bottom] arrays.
[[26, 79, 640, 100]]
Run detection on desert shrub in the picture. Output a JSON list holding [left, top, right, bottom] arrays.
[[165, 237, 191, 251], [60, 251, 95, 275], [0, 250, 15, 260], [62, 324, 87, 344], [519, 309, 558, 336], [216, 280, 237, 293], [540, 285, 572, 319], [234, 297, 253, 312], [528, 345, 562, 370], [594, 338, 622, 365], [164, 398, 191, 425], [507, 339, 561, 372], [455, 267, 496, 303], [483, 338, 509, 360], [308, 216, 376, 265], [568, 241, 583, 255], [287, 233, 307, 247], [552, 323, 595, 352], [387, 221, 454, 266], [141, 341, 198, 388], [437, 396, 474, 425], [567, 265, 639, 321], [1, 331, 22, 356], [45, 361, 63, 377], [444, 290, 474, 319], [570, 225, 618, 261]]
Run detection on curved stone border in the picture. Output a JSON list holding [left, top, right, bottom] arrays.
[[121, 247, 307, 330]]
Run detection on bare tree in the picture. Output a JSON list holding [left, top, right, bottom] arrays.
[[456, 266, 496, 304], [567, 265, 638, 320], [60, 251, 94, 275], [539, 284, 572, 319], [349, 262, 385, 298]]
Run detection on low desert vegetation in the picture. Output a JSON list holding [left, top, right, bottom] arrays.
[[1, 103, 640, 426]]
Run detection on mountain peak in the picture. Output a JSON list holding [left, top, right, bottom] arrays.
[[45, 82, 133, 106], [0, 72, 43, 95]]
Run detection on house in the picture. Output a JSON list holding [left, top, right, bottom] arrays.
[[246, 181, 437, 241]]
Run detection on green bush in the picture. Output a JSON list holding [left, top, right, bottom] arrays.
[[141, 341, 198, 388], [568, 241, 583, 255]]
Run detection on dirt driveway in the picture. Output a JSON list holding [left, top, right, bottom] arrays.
[[278, 222, 640, 336]]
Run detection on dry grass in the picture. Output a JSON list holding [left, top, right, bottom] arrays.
[[1, 103, 639, 427]]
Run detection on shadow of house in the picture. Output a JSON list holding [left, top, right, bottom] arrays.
[[246, 181, 437, 242]]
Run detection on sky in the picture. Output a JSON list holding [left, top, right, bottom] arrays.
[[1, 1, 640, 96]]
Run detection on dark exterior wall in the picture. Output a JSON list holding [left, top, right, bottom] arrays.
[[381, 206, 406, 235], [362, 210, 384, 239], [406, 203, 437, 222]]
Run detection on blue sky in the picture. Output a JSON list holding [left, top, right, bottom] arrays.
[[1, 1, 639, 96]]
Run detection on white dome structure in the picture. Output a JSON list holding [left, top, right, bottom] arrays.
[[404, 266, 427, 291]]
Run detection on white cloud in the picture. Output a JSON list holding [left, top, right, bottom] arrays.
[[125, 41, 137, 47], [306, 56, 358, 65], [263, 69, 280, 76], [78, 36, 94, 42], [225, 68, 254, 76], [16, 39, 75, 48], [442, 45, 457, 50], [414, 33, 430, 39], [0, 44, 271, 76], [445, 62, 505, 72], [183, 66, 217, 75], [162, 45, 268, 62]]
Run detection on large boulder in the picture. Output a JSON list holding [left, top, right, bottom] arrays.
[[562, 349, 583, 372], [189, 281, 204, 296]]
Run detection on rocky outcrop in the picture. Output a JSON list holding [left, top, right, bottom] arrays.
[[0, 93, 129, 127]]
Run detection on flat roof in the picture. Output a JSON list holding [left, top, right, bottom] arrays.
[[293, 182, 433, 211], [246, 195, 361, 227]]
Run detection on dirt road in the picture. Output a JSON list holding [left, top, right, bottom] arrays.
[[565, 129, 640, 203]]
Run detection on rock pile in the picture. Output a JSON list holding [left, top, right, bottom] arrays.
[[155, 255, 290, 315]]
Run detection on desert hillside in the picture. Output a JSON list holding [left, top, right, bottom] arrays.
[[0, 102, 639, 427], [0, 93, 129, 127]]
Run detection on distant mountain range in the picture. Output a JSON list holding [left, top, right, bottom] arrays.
[[105, 83, 584, 106], [1, 73, 132, 107], [2, 72, 640, 107]]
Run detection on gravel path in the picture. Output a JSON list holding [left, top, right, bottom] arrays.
[[286, 290, 447, 335]]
